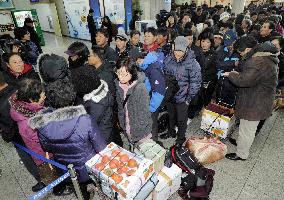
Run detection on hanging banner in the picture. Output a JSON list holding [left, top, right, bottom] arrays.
[[63, 0, 90, 40]]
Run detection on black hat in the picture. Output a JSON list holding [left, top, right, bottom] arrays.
[[38, 54, 70, 83], [71, 66, 101, 97]]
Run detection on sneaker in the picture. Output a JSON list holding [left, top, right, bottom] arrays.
[[32, 182, 46, 192]]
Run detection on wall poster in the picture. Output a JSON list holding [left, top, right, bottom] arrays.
[[0, 0, 14, 10], [104, 0, 125, 25], [63, 0, 90, 40]]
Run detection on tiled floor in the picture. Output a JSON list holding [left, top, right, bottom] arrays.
[[1, 33, 283, 200]]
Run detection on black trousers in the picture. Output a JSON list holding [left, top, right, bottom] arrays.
[[151, 111, 159, 141], [167, 102, 189, 144]]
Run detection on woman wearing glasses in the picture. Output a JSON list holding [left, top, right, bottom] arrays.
[[115, 58, 152, 146]]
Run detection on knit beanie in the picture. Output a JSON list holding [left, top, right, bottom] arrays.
[[71, 66, 101, 97]]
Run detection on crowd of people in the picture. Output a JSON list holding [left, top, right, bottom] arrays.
[[0, 1, 284, 199]]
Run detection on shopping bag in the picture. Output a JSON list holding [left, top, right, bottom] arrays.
[[185, 137, 227, 165]]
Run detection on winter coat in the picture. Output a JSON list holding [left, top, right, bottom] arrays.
[[143, 43, 165, 65], [83, 80, 115, 144], [87, 15, 97, 34], [0, 85, 19, 143], [101, 45, 118, 67], [191, 45, 206, 71], [164, 49, 202, 104], [277, 52, 284, 88], [258, 32, 281, 43], [20, 41, 40, 65], [228, 42, 279, 121], [2, 63, 39, 89], [9, 93, 46, 166], [116, 45, 141, 61], [24, 25, 43, 53], [29, 105, 107, 182], [203, 49, 217, 83], [116, 73, 152, 143], [215, 46, 240, 73], [139, 52, 166, 112], [161, 43, 172, 57], [92, 62, 116, 97]]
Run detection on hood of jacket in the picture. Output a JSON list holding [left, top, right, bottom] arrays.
[[29, 105, 87, 141], [139, 52, 158, 70], [36, 54, 70, 83], [83, 80, 109, 103], [249, 42, 280, 65], [9, 93, 44, 122], [243, 41, 279, 64]]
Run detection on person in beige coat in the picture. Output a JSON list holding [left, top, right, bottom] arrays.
[[223, 36, 279, 161]]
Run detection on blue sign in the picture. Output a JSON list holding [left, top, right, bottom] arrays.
[[28, 172, 71, 200]]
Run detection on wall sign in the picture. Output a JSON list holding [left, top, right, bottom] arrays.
[[63, 0, 91, 40]]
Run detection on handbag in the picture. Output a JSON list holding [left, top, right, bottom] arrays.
[[185, 137, 227, 165]]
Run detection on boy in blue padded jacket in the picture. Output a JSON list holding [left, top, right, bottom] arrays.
[[137, 52, 166, 145]]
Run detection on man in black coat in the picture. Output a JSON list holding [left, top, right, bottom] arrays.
[[87, 46, 116, 97], [95, 29, 118, 67], [87, 9, 97, 46]]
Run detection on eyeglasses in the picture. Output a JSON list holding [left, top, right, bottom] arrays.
[[116, 72, 130, 78]]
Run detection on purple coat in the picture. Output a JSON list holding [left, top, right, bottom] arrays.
[[9, 93, 46, 166], [29, 105, 106, 182]]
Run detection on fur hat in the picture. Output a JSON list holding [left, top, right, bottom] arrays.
[[71, 66, 101, 97]]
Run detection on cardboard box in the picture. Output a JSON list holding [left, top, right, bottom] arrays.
[[85, 143, 154, 200], [153, 164, 182, 200], [134, 140, 166, 173], [200, 108, 235, 139]]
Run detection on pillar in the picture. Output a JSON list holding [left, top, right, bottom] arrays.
[[232, 0, 245, 15]]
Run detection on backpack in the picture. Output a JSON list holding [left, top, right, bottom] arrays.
[[168, 145, 215, 199], [170, 145, 202, 174]]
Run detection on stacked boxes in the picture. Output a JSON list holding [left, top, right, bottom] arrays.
[[85, 143, 154, 200]]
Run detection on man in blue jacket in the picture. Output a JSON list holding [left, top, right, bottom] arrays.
[[137, 52, 166, 145], [163, 36, 202, 145]]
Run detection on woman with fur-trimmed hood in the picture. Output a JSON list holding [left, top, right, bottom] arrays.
[[29, 79, 106, 200]]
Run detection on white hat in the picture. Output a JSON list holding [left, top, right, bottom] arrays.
[[219, 12, 230, 21]]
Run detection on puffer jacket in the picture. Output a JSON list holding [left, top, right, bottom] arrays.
[[139, 52, 166, 112], [116, 73, 152, 143], [203, 48, 217, 83], [9, 93, 46, 166], [164, 49, 202, 104], [228, 42, 279, 121], [215, 46, 240, 73], [82, 80, 115, 144], [29, 105, 106, 182]]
